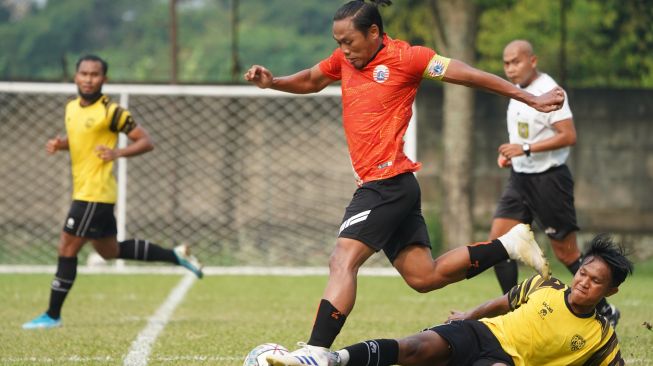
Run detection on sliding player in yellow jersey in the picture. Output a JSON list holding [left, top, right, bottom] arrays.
[[23, 55, 203, 330], [307, 234, 630, 366]]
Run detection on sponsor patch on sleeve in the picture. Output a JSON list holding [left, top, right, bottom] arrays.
[[423, 54, 451, 80]]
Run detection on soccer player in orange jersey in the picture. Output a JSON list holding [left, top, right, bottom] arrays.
[[245, 1, 565, 365]]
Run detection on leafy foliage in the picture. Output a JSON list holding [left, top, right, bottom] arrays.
[[0, 0, 651, 86]]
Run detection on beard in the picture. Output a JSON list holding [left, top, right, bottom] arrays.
[[78, 86, 103, 104]]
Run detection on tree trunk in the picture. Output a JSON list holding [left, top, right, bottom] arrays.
[[430, 0, 478, 249]]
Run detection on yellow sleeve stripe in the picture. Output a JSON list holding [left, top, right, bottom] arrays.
[[423, 54, 451, 80]]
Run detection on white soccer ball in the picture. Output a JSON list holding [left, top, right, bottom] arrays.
[[243, 343, 289, 366]]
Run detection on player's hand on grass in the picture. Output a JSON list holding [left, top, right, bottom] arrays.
[[529, 86, 565, 113], [95, 145, 119, 161], [244, 65, 274, 89], [447, 310, 469, 322]]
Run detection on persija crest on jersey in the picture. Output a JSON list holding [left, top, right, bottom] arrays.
[[373, 65, 390, 83]]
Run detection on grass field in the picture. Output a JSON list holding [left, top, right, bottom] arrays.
[[2, 260, 652, 365]]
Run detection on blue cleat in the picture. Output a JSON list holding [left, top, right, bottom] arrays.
[[174, 244, 204, 279], [22, 313, 61, 329]]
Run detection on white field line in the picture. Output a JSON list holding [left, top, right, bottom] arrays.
[[0, 265, 400, 276], [0, 355, 244, 364], [1, 355, 648, 365], [122, 273, 196, 366]]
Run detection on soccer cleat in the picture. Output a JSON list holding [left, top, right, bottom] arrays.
[[22, 313, 61, 329], [599, 304, 621, 328], [266, 343, 341, 366], [499, 224, 551, 280], [173, 244, 204, 279]]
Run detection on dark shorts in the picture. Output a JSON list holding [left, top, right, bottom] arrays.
[[494, 165, 579, 240], [429, 320, 515, 366], [63, 200, 117, 238], [338, 172, 431, 263]]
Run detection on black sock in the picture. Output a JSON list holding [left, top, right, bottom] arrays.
[[308, 299, 347, 348], [597, 297, 610, 313], [566, 256, 582, 275], [494, 259, 519, 294], [118, 239, 178, 264], [466, 239, 509, 279], [344, 339, 399, 366], [47, 256, 77, 319]]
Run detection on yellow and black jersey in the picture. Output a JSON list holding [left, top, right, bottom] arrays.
[[65, 95, 137, 203], [481, 275, 623, 366]]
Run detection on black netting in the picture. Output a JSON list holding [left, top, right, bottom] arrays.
[[0, 86, 390, 266]]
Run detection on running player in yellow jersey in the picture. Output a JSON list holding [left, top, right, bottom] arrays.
[[312, 234, 630, 366], [22, 55, 203, 330]]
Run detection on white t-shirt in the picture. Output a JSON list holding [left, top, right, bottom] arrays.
[[507, 73, 573, 173]]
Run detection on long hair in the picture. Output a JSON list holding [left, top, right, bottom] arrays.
[[333, 0, 392, 35], [583, 234, 634, 287]]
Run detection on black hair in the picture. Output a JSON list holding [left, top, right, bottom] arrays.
[[583, 234, 634, 287], [334, 0, 392, 35], [76, 54, 108, 76]]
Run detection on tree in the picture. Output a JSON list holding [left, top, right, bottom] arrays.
[[384, 0, 482, 249], [428, 0, 479, 249]]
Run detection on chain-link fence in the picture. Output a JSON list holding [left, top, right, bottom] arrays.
[[1, 83, 420, 267]]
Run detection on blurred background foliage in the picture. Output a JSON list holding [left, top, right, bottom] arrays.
[[0, 0, 651, 86]]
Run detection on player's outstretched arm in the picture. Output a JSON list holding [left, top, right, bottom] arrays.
[[95, 126, 154, 162], [46, 135, 69, 154], [442, 59, 565, 113], [244, 64, 333, 94], [447, 293, 511, 322]]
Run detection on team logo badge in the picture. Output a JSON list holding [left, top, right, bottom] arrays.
[[425, 55, 450, 79], [427, 60, 446, 78], [66, 217, 75, 229], [518, 121, 529, 138], [538, 301, 554, 319], [373, 65, 390, 83], [570, 335, 586, 351]]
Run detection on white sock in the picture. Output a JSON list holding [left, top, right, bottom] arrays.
[[336, 349, 350, 366]]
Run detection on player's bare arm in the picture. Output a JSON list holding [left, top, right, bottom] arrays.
[[498, 118, 576, 159], [442, 59, 565, 113], [244, 64, 333, 94], [95, 125, 154, 162], [447, 294, 511, 322], [46, 135, 69, 154]]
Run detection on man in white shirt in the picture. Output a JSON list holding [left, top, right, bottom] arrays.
[[490, 40, 620, 326]]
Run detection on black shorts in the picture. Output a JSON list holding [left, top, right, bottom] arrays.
[[338, 172, 430, 262], [494, 165, 579, 240], [428, 320, 514, 366], [63, 200, 117, 238]]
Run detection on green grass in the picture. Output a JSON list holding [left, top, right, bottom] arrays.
[[2, 262, 652, 365]]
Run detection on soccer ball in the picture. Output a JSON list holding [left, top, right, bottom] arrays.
[[243, 343, 289, 366]]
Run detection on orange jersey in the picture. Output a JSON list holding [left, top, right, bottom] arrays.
[[319, 34, 450, 184]]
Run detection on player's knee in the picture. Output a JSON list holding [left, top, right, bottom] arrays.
[[399, 336, 430, 362], [328, 253, 358, 277], [405, 276, 434, 293]]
